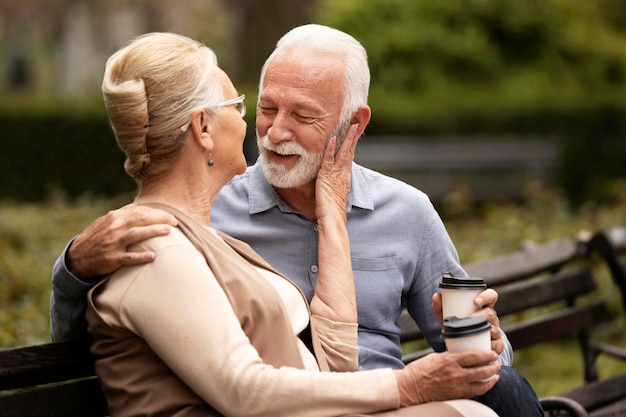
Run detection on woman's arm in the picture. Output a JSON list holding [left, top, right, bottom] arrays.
[[307, 124, 361, 370], [310, 124, 360, 324], [111, 234, 398, 417]]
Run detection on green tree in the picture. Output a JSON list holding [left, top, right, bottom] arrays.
[[315, 0, 626, 205], [315, 0, 626, 128]]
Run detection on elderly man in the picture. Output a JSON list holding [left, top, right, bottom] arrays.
[[51, 24, 543, 416]]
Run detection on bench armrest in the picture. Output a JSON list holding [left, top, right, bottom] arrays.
[[540, 396, 588, 417], [590, 340, 626, 362]]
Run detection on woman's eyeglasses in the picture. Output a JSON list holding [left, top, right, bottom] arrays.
[[212, 95, 246, 118], [180, 95, 246, 132]]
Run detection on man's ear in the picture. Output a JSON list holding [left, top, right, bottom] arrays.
[[189, 109, 213, 151], [351, 105, 371, 137]]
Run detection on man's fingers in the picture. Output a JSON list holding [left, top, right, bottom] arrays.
[[490, 325, 501, 340], [67, 205, 177, 279], [115, 250, 157, 267], [431, 292, 444, 325], [110, 205, 178, 229], [337, 124, 359, 163], [475, 288, 498, 309], [118, 224, 173, 248], [323, 136, 338, 165], [468, 372, 500, 392]]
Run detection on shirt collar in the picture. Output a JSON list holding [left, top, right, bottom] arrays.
[[247, 158, 374, 215]]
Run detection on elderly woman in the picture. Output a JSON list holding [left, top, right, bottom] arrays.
[[86, 32, 500, 417]]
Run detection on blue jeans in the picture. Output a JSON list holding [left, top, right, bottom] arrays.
[[475, 366, 544, 416]]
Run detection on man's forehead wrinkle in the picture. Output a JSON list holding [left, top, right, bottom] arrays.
[[268, 63, 337, 87], [271, 49, 343, 76]]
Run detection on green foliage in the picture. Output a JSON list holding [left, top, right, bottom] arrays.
[[0, 194, 132, 346], [0, 114, 136, 202], [316, 0, 626, 110], [554, 104, 626, 207]]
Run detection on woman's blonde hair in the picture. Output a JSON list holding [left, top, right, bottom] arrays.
[[102, 32, 223, 182]]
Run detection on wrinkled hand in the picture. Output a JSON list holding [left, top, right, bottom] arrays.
[[395, 351, 500, 406], [310, 124, 360, 323], [432, 289, 505, 355], [67, 204, 178, 281], [314, 124, 359, 222]]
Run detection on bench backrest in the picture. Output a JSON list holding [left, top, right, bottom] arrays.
[[0, 338, 108, 417], [590, 226, 626, 313]]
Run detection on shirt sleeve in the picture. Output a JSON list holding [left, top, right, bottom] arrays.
[[50, 238, 95, 341], [498, 328, 514, 366], [99, 234, 399, 417], [405, 204, 514, 366], [405, 203, 465, 354], [310, 314, 359, 372]]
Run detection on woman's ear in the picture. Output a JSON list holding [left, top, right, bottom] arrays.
[[189, 109, 214, 151]]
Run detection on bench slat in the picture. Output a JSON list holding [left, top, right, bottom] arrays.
[[0, 339, 95, 390], [0, 377, 108, 417], [588, 397, 626, 417], [504, 302, 609, 351], [562, 373, 626, 413], [464, 239, 582, 286], [496, 267, 596, 317]]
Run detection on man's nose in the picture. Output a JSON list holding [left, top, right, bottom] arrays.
[[267, 112, 295, 143]]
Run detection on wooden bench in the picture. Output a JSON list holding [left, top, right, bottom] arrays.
[[400, 226, 626, 417], [0, 338, 108, 417], [1, 227, 624, 417]]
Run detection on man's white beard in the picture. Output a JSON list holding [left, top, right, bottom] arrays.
[[256, 118, 351, 189], [257, 134, 324, 188]]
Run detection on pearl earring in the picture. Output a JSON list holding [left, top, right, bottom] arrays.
[[207, 153, 214, 167]]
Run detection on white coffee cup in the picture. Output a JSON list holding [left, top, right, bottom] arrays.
[[439, 273, 487, 319], [442, 316, 492, 352]]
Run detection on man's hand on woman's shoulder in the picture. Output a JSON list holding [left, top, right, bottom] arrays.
[[67, 204, 178, 281]]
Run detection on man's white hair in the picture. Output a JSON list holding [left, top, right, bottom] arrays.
[[259, 24, 370, 126]]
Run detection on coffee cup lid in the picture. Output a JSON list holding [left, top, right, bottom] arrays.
[[441, 316, 491, 338], [439, 273, 487, 290]]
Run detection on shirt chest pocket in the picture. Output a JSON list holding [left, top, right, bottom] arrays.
[[351, 256, 403, 331]]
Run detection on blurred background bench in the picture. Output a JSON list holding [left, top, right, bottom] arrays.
[[355, 136, 556, 201]]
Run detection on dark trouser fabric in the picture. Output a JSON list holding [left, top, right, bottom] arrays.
[[475, 366, 544, 416]]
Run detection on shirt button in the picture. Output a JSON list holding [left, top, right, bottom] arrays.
[[310, 265, 318, 273], [313, 223, 319, 232]]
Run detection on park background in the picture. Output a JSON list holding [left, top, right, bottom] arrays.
[[1, 0, 625, 398]]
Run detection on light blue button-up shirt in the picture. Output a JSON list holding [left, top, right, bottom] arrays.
[[51, 158, 512, 369], [212, 159, 512, 368]]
